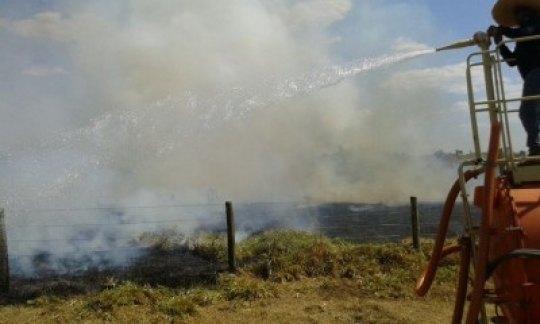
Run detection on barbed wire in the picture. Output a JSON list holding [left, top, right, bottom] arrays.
[[3, 201, 468, 256], [4, 199, 454, 213]]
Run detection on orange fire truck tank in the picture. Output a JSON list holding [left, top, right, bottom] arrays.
[[416, 32, 540, 323]]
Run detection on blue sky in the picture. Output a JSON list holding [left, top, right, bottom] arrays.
[[0, 1, 526, 204], [332, 1, 496, 57], [427, 1, 494, 37]]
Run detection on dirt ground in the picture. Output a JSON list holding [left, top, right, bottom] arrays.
[[185, 280, 455, 324]]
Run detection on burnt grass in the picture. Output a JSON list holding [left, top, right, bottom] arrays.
[[230, 201, 481, 242], [315, 202, 481, 242], [2, 245, 223, 305]]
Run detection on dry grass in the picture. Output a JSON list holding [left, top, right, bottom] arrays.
[[0, 230, 463, 323]]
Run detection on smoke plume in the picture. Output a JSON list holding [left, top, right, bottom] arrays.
[[0, 0, 471, 277], [0, 0, 459, 211]]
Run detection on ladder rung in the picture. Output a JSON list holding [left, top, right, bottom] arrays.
[[482, 288, 505, 303]]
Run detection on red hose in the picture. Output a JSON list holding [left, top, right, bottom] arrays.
[[466, 122, 502, 324], [415, 168, 483, 297], [452, 237, 472, 324]]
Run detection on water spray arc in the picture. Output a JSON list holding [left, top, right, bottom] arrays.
[[416, 32, 540, 323]]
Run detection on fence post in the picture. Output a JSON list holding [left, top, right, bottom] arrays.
[[0, 209, 9, 293], [225, 202, 236, 273], [410, 197, 420, 250]]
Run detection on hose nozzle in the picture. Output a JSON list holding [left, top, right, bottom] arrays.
[[436, 38, 476, 51], [436, 31, 490, 52]]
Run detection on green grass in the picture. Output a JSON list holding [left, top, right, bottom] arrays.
[[0, 230, 461, 323], [235, 230, 458, 295]]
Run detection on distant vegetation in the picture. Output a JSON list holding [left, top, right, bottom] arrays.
[[433, 149, 527, 165], [0, 230, 460, 323]]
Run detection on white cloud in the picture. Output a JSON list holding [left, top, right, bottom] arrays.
[[391, 37, 433, 52], [379, 55, 529, 154], [383, 62, 468, 95], [384, 59, 524, 104], [10, 11, 73, 41]]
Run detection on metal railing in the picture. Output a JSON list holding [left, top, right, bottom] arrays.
[[465, 34, 540, 168], [457, 34, 540, 244]]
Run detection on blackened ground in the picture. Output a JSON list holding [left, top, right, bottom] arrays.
[[2, 246, 222, 304]]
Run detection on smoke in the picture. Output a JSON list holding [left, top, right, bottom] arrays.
[[0, 1, 465, 275], [0, 0, 455, 206]]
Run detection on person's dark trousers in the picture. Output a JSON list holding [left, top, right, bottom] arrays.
[[520, 68, 540, 156]]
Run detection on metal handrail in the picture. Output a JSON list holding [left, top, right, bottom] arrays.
[[466, 34, 540, 170], [459, 34, 540, 295]]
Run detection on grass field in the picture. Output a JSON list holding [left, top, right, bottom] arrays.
[[0, 231, 461, 323]]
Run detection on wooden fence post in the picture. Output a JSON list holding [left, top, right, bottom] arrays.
[[225, 202, 236, 273], [410, 197, 420, 250], [0, 209, 9, 293]]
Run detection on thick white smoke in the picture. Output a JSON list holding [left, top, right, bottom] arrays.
[[0, 0, 463, 209], [0, 0, 472, 276]]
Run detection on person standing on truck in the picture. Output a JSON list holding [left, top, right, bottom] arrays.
[[489, 0, 540, 155]]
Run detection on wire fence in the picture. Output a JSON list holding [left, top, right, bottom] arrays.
[[1, 200, 479, 283], [231, 201, 475, 242]]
